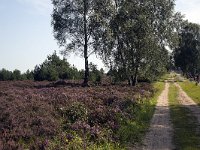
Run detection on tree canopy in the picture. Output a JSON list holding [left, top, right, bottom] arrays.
[[51, 0, 192, 86], [52, 0, 113, 86], [33, 51, 81, 81], [174, 22, 200, 82], [97, 0, 178, 85]]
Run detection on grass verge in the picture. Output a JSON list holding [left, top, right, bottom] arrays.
[[169, 83, 200, 150], [159, 72, 178, 82], [118, 81, 165, 147], [179, 81, 200, 105]]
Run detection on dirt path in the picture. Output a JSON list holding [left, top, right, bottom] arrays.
[[175, 83, 200, 124], [136, 82, 174, 150]]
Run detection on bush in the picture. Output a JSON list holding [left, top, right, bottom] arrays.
[[0, 69, 13, 81], [33, 51, 83, 81], [63, 102, 88, 123], [89, 63, 104, 84]]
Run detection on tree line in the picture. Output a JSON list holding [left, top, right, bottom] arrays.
[[0, 69, 33, 81], [0, 52, 104, 83]]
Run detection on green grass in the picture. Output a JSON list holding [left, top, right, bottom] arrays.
[[118, 81, 165, 147], [169, 83, 200, 150], [158, 73, 172, 82], [160, 72, 179, 80], [179, 81, 200, 105]]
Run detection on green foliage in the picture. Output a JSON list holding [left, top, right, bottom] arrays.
[[12, 69, 22, 80], [48, 132, 84, 150], [107, 67, 128, 84], [33, 51, 82, 81], [51, 0, 182, 85], [89, 63, 104, 84], [117, 82, 165, 146], [52, 0, 113, 85], [49, 132, 122, 150], [95, 0, 179, 85], [0, 68, 13, 81], [64, 102, 88, 123], [0, 52, 103, 82], [174, 22, 200, 78], [33, 51, 68, 81], [25, 69, 34, 80], [87, 142, 123, 150], [0, 69, 30, 81], [47, 66, 59, 81]]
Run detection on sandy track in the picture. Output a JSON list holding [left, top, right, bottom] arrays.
[[175, 83, 200, 124], [133, 81, 200, 150], [135, 82, 174, 150]]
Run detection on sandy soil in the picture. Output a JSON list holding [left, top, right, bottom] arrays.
[[133, 81, 200, 150], [175, 83, 200, 124], [135, 82, 174, 150]]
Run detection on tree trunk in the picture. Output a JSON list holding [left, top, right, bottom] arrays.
[[128, 77, 131, 85], [130, 75, 134, 86], [83, 55, 89, 86], [195, 74, 200, 86], [133, 73, 138, 86], [83, 0, 89, 87], [133, 66, 138, 86]]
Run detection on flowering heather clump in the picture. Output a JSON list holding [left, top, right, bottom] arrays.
[[0, 80, 154, 149]]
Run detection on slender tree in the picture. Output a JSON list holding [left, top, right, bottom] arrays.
[[52, 0, 113, 86]]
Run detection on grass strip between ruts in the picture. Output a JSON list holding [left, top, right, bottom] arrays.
[[179, 81, 200, 105], [169, 83, 200, 150]]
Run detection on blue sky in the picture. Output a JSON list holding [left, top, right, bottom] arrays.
[[0, 0, 200, 72]]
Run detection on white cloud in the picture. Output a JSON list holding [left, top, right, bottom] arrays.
[[175, 0, 200, 24], [16, 0, 52, 15]]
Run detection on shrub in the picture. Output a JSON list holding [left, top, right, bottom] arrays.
[[63, 102, 88, 123]]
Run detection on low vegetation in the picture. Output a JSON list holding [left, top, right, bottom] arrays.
[[117, 82, 165, 147], [179, 81, 200, 105], [169, 83, 200, 150], [0, 80, 164, 149]]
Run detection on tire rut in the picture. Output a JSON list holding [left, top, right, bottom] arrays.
[[134, 82, 174, 150], [175, 83, 200, 125]]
